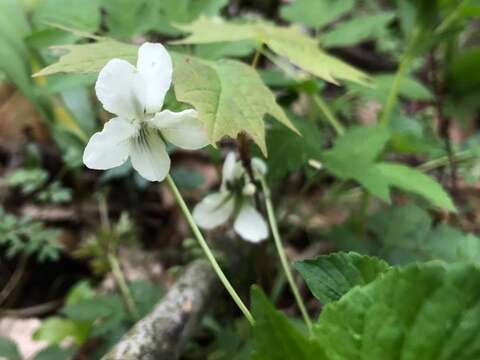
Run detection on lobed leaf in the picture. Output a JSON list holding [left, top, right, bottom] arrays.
[[174, 17, 370, 85], [33, 40, 137, 77]]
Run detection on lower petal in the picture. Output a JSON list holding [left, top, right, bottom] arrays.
[[130, 130, 170, 182], [148, 109, 209, 150], [83, 117, 136, 170], [193, 192, 234, 229], [234, 203, 269, 242]]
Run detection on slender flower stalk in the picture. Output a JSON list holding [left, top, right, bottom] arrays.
[[166, 175, 255, 325], [259, 176, 313, 335], [108, 253, 139, 319], [312, 94, 345, 136], [248, 45, 312, 332], [98, 195, 139, 319], [380, 27, 420, 127]]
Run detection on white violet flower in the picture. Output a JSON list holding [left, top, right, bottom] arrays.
[[83, 42, 209, 182], [193, 153, 269, 243]]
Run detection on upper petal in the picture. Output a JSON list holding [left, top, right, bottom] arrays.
[[83, 117, 136, 170], [222, 153, 237, 183], [233, 203, 269, 243], [95, 59, 145, 120], [136, 43, 173, 114], [252, 157, 267, 178], [193, 192, 235, 229], [129, 130, 170, 182], [220, 152, 244, 190], [148, 109, 209, 150]]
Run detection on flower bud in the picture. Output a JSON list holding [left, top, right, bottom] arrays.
[[242, 183, 256, 196]]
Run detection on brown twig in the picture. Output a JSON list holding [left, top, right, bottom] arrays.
[[429, 48, 457, 190], [0, 253, 28, 307], [0, 299, 62, 318], [101, 259, 217, 360]]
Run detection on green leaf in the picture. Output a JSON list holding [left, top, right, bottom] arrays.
[[350, 73, 434, 102], [367, 204, 480, 264], [280, 0, 354, 28], [33, 40, 138, 77], [173, 55, 298, 154], [130, 280, 164, 317], [0, 0, 35, 102], [153, 0, 228, 35], [323, 126, 390, 166], [173, 18, 370, 85], [321, 126, 390, 200], [265, 115, 324, 180], [321, 12, 395, 48], [61, 294, 124, 322], [294, 252, 390, 304], [194, 40, 256, 60], [369, 203, 432, 248], [448, 48, 480, 95], [33, 317, 89, 345], [425, 224, 480, 263], [33, 346, 74, 360], [32, 0, 101, 32], [263, 26, 370, 86], [315, 262, 480, 359], [375, 162, 456, 212], [0, 337, 21, 360], [321, 126, 454, 211], [101, 0, 161, 38], [251, 286, 326, 360], [65, 281, 95, 307]]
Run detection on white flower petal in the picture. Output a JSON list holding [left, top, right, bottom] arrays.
[[193, 192, 235, 229], [252, 157, 267, 177], [136, 43, 173, 114], [234, 203, 269, 242], [130, 130, 170, 182], [148, 109, 209, 150], [221, 152, 244, 190], [222, 153, 237, 183], [95, 59, 145, 120], [83, 117, 136, 170]]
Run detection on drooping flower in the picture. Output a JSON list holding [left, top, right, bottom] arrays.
[[193, 153, 269, 242], [83, 43, 209, 182]]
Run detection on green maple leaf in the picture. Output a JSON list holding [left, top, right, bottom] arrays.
[[173, 17, 370, 85]]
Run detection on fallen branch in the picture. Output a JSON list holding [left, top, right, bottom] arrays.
[[101, 259, 217, 360]]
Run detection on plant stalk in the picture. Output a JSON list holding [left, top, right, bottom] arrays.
[[380, 27, 420, 127], [259, 177, 313, 336], [312, 94, 345, 136], [107, 253, 139, 320], [165, 175, 255, 325]]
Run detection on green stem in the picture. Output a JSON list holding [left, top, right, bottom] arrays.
[[312, 94, 345, 136], [251, 45, 262, 68], [435, 0, 471, 35], [380, 55, 412, 127], [418, 148, 476, 172], [260, 177, 313, 336], [107, 253, 139, 320], [380, 28, 420, 127], [165, 175, 255, 325]]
